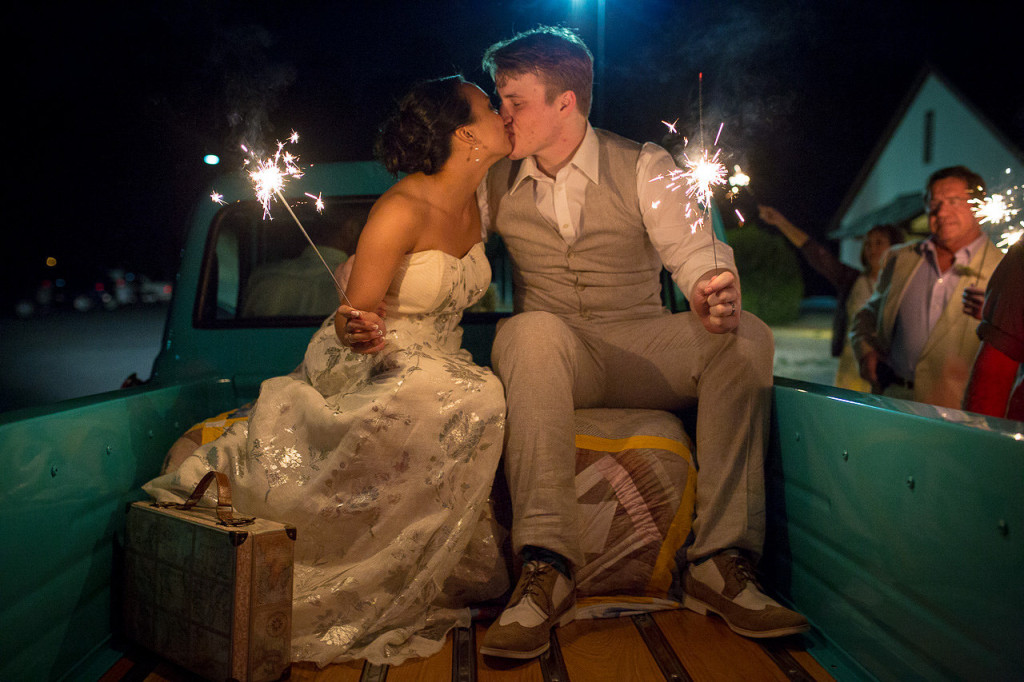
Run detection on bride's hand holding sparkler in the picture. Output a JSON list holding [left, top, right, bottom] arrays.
[[692, 269, 741, 333], [330, 255, 388, 354], [335, 305, 387, 354]]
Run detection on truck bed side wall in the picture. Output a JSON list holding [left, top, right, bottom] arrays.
[[764, 377, 1024, 681], [0, 378, 241, 682]]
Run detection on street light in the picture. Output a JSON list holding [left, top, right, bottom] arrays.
[[569, 0, 605, 124]]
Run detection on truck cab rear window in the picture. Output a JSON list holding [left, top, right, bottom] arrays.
[[195, 196, 374, 327]]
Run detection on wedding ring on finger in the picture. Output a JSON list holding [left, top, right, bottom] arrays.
[[729, 301, 736, 317]]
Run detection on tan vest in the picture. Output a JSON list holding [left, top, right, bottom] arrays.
[[487, 130, 665, 321]]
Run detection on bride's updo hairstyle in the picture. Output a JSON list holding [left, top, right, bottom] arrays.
[[375, 75, 473, 176]]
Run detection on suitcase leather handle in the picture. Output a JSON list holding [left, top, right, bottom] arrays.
[[156, 471, 255, 526]]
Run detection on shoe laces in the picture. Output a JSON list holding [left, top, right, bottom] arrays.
[[723, 553, 762, 590], [518, 562, 553, 603]]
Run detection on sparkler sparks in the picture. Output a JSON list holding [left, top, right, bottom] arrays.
[[971, 178, 1024, 252], [649, 144, 728, 234], [728, 165, 750, 190], [650, 110, 728, 235], [727, 165, 753, 224], [213, 131, 352, 306], [973, 192, 1017, 226], [245, 133, 306, 219], [305, 192, 326, 212], [682, 146, 728, 210]]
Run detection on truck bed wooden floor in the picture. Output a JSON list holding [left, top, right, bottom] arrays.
[[102, 610, 836, 682]]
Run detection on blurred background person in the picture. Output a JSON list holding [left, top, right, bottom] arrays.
[[962, 239, 1023, 421], [758, 205, 904, 391], [850, 166, 1003, 408]]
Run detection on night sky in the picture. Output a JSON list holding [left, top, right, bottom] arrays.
[[7, 0, 1022, 309]]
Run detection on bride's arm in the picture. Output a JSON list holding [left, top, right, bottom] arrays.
[[334, 192, 419, 351]]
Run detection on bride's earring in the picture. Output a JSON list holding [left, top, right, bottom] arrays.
[[462, 129, 481, 163]]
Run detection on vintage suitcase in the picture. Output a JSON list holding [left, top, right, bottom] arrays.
[[124, 471, 295, 681]]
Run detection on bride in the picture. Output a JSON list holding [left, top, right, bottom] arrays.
[[145, 76, 512, 666]]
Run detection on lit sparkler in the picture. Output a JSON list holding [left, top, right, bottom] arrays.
[[728, 165, 750, 191], [649, 132, 728, 233], [305, 192, 326, 213], [650, 73, 727, 268], [971, 179, 1024, 252], [215, 131, 352, 306], [726, 165, 753, 224], [973, 192, 1016, 226]]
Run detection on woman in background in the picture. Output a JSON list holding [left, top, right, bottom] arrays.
[[758, 205, 904, 391]]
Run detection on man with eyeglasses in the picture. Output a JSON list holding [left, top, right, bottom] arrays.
[[850, 165, 1004, 408]]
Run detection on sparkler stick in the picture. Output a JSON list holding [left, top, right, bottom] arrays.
[[274, 188, 352, 307], [650, 84, 728, 239], [650, 75, 729, 299], [699, 73, 718, 271], [215, 132, 354, 307]]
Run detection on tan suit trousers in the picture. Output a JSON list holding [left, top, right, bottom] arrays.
[[491, 309, 773, 569]]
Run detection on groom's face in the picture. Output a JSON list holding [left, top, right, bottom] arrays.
[[495, 72, 564, 161]]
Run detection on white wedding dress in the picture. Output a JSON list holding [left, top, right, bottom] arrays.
[[144, 241, 508, 666]]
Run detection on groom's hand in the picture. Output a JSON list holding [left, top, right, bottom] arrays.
[[335, 305, 387, 354], [691, 269, 741, 334]]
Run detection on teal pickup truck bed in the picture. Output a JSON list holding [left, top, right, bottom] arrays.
[[1, 161, 1020, 681]]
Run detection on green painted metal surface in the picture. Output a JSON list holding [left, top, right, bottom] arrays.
[[0, 378, 241, 681], [764, 377, 1024, 681]]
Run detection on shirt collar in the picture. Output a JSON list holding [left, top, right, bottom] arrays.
[[510, 123, 600, 193], [918, 233, 990, 274], [919, 232, 988, 260]]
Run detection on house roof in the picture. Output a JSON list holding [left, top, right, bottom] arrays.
[[830, 191, 924, 239], [828, 65, 1024, 239]]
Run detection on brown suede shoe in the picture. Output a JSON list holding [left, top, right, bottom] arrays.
[[684, 551, 810, 638], [479, 560, 576, 658]]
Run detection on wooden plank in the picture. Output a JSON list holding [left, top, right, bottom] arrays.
[[476, 623, 546, 682], [97, 656, 142, 682], [653, 609, 795, 681], [772, 641, 836, 682], [556, 616, 666, 681], [758, 639, 824, 682], [290, 660, 364, 682], [106, 612, 834, 682], [385, 633, 453, 681], [632, 613, 693, 681], [140, 661, 201, 681]]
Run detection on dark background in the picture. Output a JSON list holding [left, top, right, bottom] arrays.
[[7, 0, 1023, 311]]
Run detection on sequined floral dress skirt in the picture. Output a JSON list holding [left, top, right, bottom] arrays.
[[145, 243, 508, 666]]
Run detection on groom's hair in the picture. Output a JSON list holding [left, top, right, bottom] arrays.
[[483, 25, 593, 117]]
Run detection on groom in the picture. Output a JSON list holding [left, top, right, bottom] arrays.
[[476, 26, 808, 659]]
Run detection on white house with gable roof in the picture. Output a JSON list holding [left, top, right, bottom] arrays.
[[829, 67, 1023, 267]]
